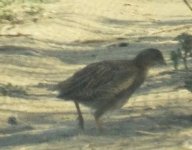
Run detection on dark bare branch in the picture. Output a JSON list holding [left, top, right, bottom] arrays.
[[183, 0, 192, 12]]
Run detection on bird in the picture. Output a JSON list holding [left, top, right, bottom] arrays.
[[57, 48, 166, 131]]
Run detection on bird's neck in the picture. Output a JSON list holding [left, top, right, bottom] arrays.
[[134, 58, 150, 73]]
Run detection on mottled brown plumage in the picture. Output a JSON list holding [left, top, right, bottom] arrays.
[[57, 48, 166, 130]]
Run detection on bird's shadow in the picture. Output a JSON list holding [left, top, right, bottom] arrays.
[[0, 103, 191, 148]]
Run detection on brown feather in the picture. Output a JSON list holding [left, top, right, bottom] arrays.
[[57, 48, 165, 110]]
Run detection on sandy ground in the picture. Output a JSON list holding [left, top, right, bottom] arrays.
[[0, 0, 192, 149]]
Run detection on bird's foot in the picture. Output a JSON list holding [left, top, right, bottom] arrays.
[[77, 116, 84, 131], [95, 118, 103, 133]]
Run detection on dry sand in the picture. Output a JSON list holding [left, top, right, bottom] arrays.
[[0, 0, 192, 149]]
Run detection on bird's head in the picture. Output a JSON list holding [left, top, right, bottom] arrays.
[[134, 48, 166, 69]]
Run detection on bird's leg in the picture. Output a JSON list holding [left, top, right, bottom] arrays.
[[94, 116, 103, 132], [74, 101, 84, 130], [94, 109, 105, 132]]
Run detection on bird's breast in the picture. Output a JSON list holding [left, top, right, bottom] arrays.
[[112, 77, 145, 109]]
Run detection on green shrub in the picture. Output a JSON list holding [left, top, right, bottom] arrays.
[[0, 83, 27, 97], [0, 0, 55, 23], [171, 33, 192, 71]]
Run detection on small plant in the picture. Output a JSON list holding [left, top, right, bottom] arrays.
[[170, 49, 180, 70], [0, 8, 17, 22], [0, 83, 27, 97], [0, 0, 48, 24], [171, 33, 192, 71], [0, 0, 14, 7], [184, 77, 192, 92], [24, 4, 43, 16]]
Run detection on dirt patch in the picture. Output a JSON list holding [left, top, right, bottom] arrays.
[[0, 0, 191, 150]]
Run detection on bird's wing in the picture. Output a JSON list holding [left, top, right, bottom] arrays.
[[89, 69, 137, 101], [58, 61, 113, 91], [58, 61, 137, 100]]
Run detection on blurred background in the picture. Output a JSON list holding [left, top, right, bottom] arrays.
[[0, 0, 191, 149]]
